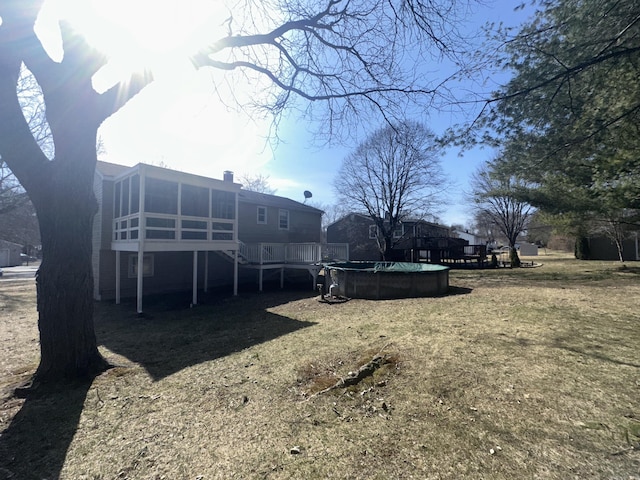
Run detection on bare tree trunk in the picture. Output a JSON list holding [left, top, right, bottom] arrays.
[[509, 240, 521, 267], [383, 236, 394, 261], [30, 151, 109, 382], [614, 238, 624, 262]]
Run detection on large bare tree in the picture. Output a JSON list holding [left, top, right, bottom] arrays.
[[0, 0, 475, 383], [238, 173, 277, 195], [334, 121, 445, 259], [469, 159, 534, 267]]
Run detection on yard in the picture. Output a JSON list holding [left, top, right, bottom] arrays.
[[0, 251, 638, 479]]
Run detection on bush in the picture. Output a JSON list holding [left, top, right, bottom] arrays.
[[574, 236, 590, 260]]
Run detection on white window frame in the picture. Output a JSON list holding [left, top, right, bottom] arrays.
[[393, 225, 403, 239], [128, 254, 154, 278], [278, 209, 290, 230], [369, 225, 378, 239], [257, 206, 267, 224]]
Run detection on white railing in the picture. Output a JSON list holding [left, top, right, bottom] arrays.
[[113, 213, 235, 242], [240, 243, 349, 264], [322, 243, 349, 262], [287, 243, 322, 263]]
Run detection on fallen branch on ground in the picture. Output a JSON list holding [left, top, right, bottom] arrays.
[[306, 346, 393, 400]]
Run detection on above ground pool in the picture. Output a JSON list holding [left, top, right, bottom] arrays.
[[324, 261, 449, 300]]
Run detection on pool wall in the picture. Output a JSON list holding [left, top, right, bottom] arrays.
[[325, 262, 449, 300]]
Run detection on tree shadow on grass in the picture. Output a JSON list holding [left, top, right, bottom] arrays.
[[0, 289, 317, 479], [0, 381, 93, 480], [444, 286, 473, 296], [97, 289, 318, 380], [551, 338, 640, 369]]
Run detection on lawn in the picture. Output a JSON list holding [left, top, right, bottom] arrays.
[[1, 251, 639, 479]]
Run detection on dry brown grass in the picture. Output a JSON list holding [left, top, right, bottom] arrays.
[[1, 251, 639, 479]]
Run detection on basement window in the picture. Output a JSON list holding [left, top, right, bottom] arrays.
[[128, 254, 154, 278]]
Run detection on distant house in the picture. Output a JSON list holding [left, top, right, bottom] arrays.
[[453, 230, 487, 246], [0, 239, 22, 267], [326, 213, 452, 261], [93, 161, 347, 312], [588, 232, 639, 261]]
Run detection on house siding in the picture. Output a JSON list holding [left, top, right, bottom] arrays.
[[0, 239, 22, 267], [327, 213, 453, 261], [327, 214, 381, 261], [92, 173, 103, 299], [92, 173, 118, 300], [588, 234, 639, 261], [238, 202, 321, 244], [93, 162, 324, 302], [98, 250, 239, 300]]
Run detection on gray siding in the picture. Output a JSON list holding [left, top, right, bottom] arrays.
[[238, 202, 321, 244], [589, 235, 639, 261], [92, 174, 117, 300], [98, 251, 238, 300], [0, 240, 22, 267], [92, 174, 104, 299], [327, 214, 380, 261], [327, 214, 453, 261]]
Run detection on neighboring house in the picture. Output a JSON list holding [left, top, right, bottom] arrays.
[[93, 161, 346, 312], [326, 213, 452, 261], [453, 230, 487, 246], [588, 232, 639, 261], [0, 239, 22, 267]]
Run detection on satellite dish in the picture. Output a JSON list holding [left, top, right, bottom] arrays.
[[303, 191, 312, 203]]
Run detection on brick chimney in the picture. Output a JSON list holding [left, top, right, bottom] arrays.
[[223, 170, 234, 182]]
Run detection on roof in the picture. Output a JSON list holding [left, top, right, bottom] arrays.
[[327, 212, 450, 230], [238, 189, 323, 214], [96, 161, 132, 178], [0, 239, 22, 248], [95, 161, 320, 214]]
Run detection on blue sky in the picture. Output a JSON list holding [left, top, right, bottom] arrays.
[[37, 0, 535, 227]]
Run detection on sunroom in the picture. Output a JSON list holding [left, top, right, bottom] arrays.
[[109, 164, 241, 313]]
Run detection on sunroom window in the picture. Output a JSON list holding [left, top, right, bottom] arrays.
[[211, 190, 235, 219], [144, 177, 178, 214], [181, 184, 209, 217]]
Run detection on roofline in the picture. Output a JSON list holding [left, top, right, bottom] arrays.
[[327, 212, 450, 229], [238, 190, 324, 214], [97, 161, 242, 190]]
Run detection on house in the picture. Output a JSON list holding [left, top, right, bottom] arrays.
[[93, 161, 348, 312], [326, 213, 453, 261], [588, 232, 639, 261], [0, 239, 22, 267], [453, 229, 487, 246]]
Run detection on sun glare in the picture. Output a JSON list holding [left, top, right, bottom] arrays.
[[33, 0, 280, 184], [38, 0, 227, 88]]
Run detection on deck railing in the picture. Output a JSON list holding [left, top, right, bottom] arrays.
[[113, 213, 235, 242], [240, 242, 349, 264]]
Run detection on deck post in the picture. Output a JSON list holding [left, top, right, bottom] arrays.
[[136, 249, 144, 314], [280, 267, 284, 289], [258, 268, 263, 292], [233, 248, 238, 296], [136, 172, 146, 314], [115, 250, 121, 304], [204, 251, 209, 293], [192, 250, 198, 306]]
